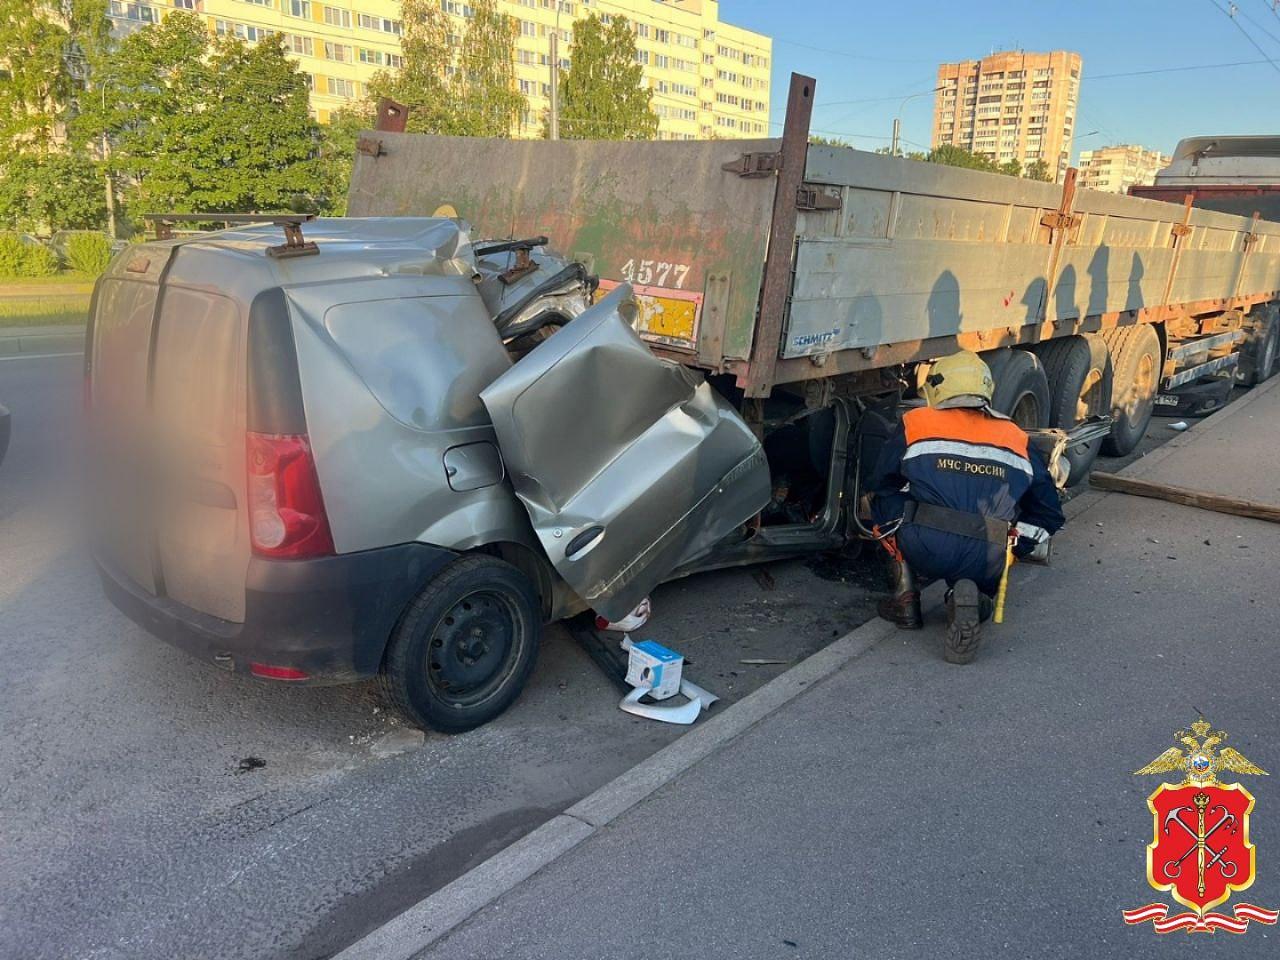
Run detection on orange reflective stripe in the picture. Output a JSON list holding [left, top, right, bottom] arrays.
[[902, 406, 1030, 457]]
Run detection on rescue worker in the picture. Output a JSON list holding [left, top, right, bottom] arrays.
[[867, 350, 1065, 663]]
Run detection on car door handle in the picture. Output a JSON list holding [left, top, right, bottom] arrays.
[[564, 525, 605, 560]]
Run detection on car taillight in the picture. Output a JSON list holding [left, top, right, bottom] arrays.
[[246, 432, 334, 559]]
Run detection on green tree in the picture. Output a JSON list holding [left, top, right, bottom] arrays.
[[0, 0, 111, 232], [318, 103, 376, 215], [366, 0, 454, 134], [1025, 158, 1053, 182], [555, 14, 658, 141], [452, 0, 524, 136], [82, 15, 330, 220], [924, 144, 998, 173], [368, 0, 524, 137]]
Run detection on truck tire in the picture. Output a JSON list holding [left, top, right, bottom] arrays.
[[985, 349, 1050, 429], [1100, 324, 1161, 457], [1238, 306, 1279, 387], [1032, 334, 1113, 486], [379, 554, 541, 734]]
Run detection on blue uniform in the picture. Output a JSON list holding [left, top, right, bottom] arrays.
[[870, 406, 1065, 595]]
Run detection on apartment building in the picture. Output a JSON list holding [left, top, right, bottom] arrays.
[[106, 0, 771, 139], [1077, 143, 1170, 194], [932, 49, 1082, 182]]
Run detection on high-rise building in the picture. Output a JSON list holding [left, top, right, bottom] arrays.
[[932, 50, 1082, 182], [105, 0, 772, 140], [1077, 144, 1170, 194]]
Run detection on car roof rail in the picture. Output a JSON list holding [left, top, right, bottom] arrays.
[[142, 213, 319, 258]]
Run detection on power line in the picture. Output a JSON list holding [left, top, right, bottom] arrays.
[[1083, 57, 1275, 79], [1206, 0, 1280, 75]]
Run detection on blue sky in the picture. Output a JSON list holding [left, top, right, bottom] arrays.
[[722, 0, 1280, 159]]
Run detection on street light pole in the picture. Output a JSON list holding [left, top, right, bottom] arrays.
[[100, 80, 117, 240], [891, 86, 945, 157], [548, 3, 561, 139]]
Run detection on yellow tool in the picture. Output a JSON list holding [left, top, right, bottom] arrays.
[[993, 535, 1015, 624]]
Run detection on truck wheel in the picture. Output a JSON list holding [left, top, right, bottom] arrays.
[[1100, 324, 1161, 457], [1238, 307, 1279, 387], [986, 349, 1050, 428], [1033, 334, 1113, 486], [379, 554, 541, 734]]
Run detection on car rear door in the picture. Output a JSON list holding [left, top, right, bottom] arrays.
[[480, 285, 771, 622]]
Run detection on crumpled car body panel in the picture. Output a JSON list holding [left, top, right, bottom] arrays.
[[480, 284, 771, 622]]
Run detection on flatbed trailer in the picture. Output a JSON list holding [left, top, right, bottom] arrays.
[[350, 76, 1280, 463]]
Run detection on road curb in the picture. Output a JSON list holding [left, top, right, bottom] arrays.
[[333, 613, 905, 960], [0, 330, 84, 356]]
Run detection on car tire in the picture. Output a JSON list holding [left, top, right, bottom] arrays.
[[1032, 334, 1113, 486], [1100, 324, 1162, 457], [985, 348, 1051, 429], [379, 554, 542, 734], [1238, 307, 1279, 387]]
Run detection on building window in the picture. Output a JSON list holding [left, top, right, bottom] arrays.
[[239, 0, 271, 6], [288, 0, 309, 17], [323, 5, 350, 27], [359, 47, 383, 65], [287, 33, 313, 54], [357, 12, 402, 33], [327, 77, 355, 97], [109, 1, 158, 22], [324, 41, 352, 61], [441, 0, 473, 16], [634, 23, 648, 38], [172, 0, 197, 9]]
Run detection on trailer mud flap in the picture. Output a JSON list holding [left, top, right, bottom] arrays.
[[480, 284, 772, 621]]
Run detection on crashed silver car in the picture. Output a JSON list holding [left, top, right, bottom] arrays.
[[86, 218, 770, 731]]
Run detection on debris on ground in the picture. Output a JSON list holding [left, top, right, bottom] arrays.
[[752, 568, 777, 591], [236, 757, 267, 774], [740, 658, 790, 665], [370, 728, 426, 758]]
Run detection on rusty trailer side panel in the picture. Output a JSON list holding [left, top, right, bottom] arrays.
[[347, 134, 781, 366], [347, 75, 1280, 398], [786, 147, 1280, 365]]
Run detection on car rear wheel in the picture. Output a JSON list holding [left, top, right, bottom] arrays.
[[1100, 324, 1162, 457], [1032, 334, 1113, 486], [379, 554, 541, 734]]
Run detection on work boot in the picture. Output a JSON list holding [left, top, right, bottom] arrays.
[[945, 588, 995, 624], [943, 579, 982, 664], [876, 558, 922, 630]]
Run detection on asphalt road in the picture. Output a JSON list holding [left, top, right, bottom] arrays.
[[419, 384, 1280, 959], [0, 352, 882, 960]]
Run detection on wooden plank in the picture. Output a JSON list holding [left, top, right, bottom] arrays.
[[1090, 471, 1280, 524]]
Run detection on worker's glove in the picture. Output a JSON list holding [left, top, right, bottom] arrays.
[[1012, 522, 1050, 560]]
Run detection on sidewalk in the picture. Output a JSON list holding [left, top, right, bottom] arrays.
[[403, 380, 1280, 959], [0, 324, 85, 357]]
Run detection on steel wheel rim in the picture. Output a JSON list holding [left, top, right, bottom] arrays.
[[425, 589, 523, 707]]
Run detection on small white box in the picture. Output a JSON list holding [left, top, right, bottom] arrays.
[[625, 640, 683, 701]]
